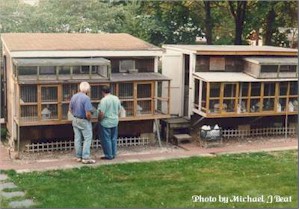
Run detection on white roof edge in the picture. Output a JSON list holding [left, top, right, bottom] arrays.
[[162, 45, 197, 54], [193, 72, 297, 82], [162, 44, 298, 54], [9, 50, 163, 58], [243, 57, 298, 65]]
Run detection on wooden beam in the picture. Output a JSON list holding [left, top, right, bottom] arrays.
[[259, 82, 264, 112], [57, 85, 62, 120], [168, 80, 171, 115], [206, 82, 210, 114], [247, 82, 251, 112], [235, 82, 239, 113], [37, 85, 41, 120], [220, 83, 224, 114], [151, 81, 155, 114]]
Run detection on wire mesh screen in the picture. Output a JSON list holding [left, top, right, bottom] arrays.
[[110, 84, 117, 95], [41, 104, 58, 120], [63, 84, 78, 101], [18, 66, 38, 75], [156, 99, 168, 114], [137, 100, 152, 115], [21, 105, 38, 121], [62, 104, 69, 120], [20, 85, 37, 103], [137, 84, 151, 98], [41, 87, 58, 102], [91, 85, 104, 101], [91, 102, 99, 119], [121, 101, 134, 117], [119, 83, 134, 99], [72, 66, 89, 79], [40, 66, 56, 75], [156, 81, 169, 114], [58, 66, 71, 75]]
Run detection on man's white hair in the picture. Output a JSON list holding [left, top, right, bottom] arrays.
[[79, 81, 90, 93]]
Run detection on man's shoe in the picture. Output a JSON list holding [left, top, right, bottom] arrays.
[[82, 159, 96, 164], [100, 156, 113, 160], [74, 157, 82, 162]]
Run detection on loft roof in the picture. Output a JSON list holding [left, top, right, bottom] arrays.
[[110, 72, 170, 82], [1, 33, 161, 52], [243, 57, 298, 65], [193, 72, 297, 82], [13, 58, 110, 66], [163, 45, 298, 56]]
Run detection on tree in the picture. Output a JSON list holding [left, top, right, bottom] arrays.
[[140, 1, 203, 45], [228, 1, 247, 45], [244, 1, 298, 47], [204, 1, 213, 44]]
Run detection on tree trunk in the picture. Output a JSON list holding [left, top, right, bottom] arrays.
[[228, 1, 247, 45], [264, 7, 276, 46], [204, 1, 213, 44]]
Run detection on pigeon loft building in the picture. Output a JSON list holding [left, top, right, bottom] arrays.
[[1, 33, 171, 151], [162, 45, 298, 132]]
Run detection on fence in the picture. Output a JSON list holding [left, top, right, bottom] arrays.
[[222, 127, 296, 139], [25, 137, 149, 153]]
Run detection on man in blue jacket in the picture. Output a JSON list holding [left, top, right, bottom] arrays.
[[70, 81, 96, 164]]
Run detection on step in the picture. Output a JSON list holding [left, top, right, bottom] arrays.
[[173, 134, 192, 145]]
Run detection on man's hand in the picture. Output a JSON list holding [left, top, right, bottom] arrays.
[[98, 111, 104, 122], [86, 111, 92, 121]]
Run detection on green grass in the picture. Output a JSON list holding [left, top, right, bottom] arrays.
[[4, 150, 298, 208]]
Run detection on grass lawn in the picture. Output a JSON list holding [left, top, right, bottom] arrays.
[[3, 150, 298, 208]]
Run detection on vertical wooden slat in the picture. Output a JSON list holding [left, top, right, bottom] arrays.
[[56, 66, 59, 80], [220, 83, 224, 113], [168, 80, 171, 115], [274, 82, 279, 112], [89, 65, 92, 80], [247, 82, 251, 112], [133, 82, 137, 117], [259, 82, 264, 112], [198, 79, 202, 111], [37, 66, 40, 81], [206, 82, 210, 115], [57, 84, 62, 120], [151, 81, 155, 115], [70, 66, 73, 80], [37, 85, 41, 120], [235, 82, 239, 113], [286, 82, 291, 112]]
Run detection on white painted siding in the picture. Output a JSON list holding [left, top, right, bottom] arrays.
[[162, 52, 183, 116]]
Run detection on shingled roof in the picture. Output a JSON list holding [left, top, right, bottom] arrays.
[[1, 33, 161, 52]]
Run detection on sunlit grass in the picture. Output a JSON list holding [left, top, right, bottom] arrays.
[[4, 150, 298, 208]]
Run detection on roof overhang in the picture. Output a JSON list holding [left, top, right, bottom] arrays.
[[9, 50, 163, 58], [110, 72, 170, 82], [13, 58, 111, 66], [193, 72, 297, 82], [243, 57, 298, 65], [163, 45, 298, 56]]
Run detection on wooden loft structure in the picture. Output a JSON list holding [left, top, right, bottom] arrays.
[[1, 33, 170, 151], [14, 58, 170, 127], [162, 45, 298, 128], [193, 72, 297, 118]]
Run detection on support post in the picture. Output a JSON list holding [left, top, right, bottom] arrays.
[[154, 119, 162, 147]]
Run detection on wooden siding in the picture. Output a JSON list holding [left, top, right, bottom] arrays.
[[19, 120, 154, 145], [244, 61, 260, 77], [196, 56, 245, 72], [109, 57, 154, 73]]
